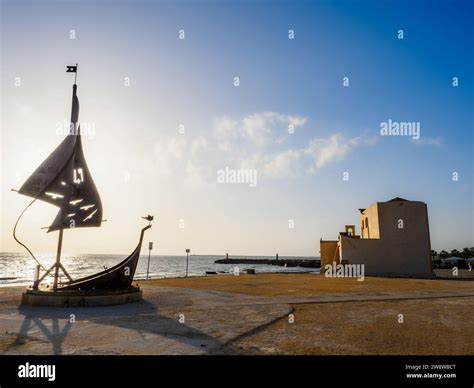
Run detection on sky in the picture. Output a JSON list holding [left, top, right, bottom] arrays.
[[0, 0, 473, 256]]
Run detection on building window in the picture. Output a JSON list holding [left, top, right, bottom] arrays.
[[365, 218, 368, 228]]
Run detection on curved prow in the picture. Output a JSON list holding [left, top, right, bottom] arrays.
[[60, 224, 152, 290]]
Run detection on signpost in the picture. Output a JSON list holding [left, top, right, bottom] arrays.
[[146, 241, 153, 280], [185, 248, 190, 277]]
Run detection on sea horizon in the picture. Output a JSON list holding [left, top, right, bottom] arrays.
[[0, 251, 320, 258], [0, 252, 320, 286]]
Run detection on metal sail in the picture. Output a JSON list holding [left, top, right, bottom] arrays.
[[18, 84, 103, 232]]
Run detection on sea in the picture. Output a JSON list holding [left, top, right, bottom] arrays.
[[0, 252, 320, 286]]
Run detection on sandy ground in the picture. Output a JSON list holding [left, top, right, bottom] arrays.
[[150, 271, 474, 296], [0, 273, 473, 355], [232, 298, 474, 355]]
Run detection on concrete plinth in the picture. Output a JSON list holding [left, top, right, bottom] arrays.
[[21, 286, 142, 307]]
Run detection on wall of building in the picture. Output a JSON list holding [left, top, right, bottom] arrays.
[[360, 203, 380, 239], [320, 240, 340, 272], [341, 200, 433, 277]]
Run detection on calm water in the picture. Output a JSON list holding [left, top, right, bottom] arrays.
[[0, 252, 319, 286]]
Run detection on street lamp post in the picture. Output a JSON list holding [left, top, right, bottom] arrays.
[[146, 241, 153, 280], [185, 249, 190, 277]]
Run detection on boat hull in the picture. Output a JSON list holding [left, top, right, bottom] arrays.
[[59, 225, 151, 290]]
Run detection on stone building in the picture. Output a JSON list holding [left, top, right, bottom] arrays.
[[320, 198, 433, 278]]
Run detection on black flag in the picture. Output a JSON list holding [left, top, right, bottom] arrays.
[[66, 65, 77, 73]]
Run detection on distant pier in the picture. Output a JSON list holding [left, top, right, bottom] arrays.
[[214, 258, 320, 268]]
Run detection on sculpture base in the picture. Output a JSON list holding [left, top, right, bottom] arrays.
[[21, 286, 142, 307]]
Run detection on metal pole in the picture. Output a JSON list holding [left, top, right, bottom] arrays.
[[186, 252, 189, 277], [146, 250, 151, 280], [33, 264, 40, 290], [185, 249, 190, 277], [53, 229, 64, 290], [146, 242, 153, 280]]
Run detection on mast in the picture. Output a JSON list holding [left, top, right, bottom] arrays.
[[51, 68, 79, 290], [43, 67, 79, 290]]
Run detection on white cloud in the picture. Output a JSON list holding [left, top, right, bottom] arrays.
[[304, 134, 371, 171], [189, 137, 209, 156], [238, 154, 265, 170], [166, 137, 187, 159], [263, 149, 301, 178], [214, 111, 308, 146], [261, 133, 375, 178], [214, 117, 238, 137], [143, 112, 374, 188]]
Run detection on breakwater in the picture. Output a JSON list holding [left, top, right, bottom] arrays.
[[214, 258, 320, 268]]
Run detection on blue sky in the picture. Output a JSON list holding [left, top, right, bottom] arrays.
[[1, 0, 472, 255]]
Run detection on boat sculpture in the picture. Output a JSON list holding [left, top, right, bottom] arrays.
[[14, 65, 151, 305]]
